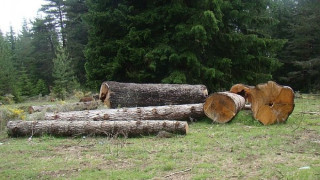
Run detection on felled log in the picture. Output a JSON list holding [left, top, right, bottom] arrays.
[[7, 120, 188, 137], [28, 101, 100, 114], [230, 83, 253, 103], [230, 81, 295, 125], [45, 103, 204, 121], [203, 92, 245, 123], [99, 81, 208, 108]]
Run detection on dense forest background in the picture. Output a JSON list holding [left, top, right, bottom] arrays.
[[0, 0, 319, 102]]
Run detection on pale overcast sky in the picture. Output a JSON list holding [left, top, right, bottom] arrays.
[[0, 0, 44, 34]]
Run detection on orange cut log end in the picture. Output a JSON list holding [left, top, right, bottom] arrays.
[[204, 92, 245, 123]]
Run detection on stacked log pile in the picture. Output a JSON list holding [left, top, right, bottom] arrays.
[[7, 81, 295, 137], [8, 82, 208, 137]]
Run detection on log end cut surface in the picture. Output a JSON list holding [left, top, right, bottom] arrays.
[[204, 92, 245, 123], [252, 81, 295, 125]]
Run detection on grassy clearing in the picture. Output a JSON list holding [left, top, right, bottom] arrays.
[[0, 95, 319, 179]]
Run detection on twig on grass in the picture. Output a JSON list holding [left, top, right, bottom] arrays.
[[164, 168, 192, 178]]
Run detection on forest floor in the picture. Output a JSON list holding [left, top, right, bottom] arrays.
[[0, 95, 319, 179]]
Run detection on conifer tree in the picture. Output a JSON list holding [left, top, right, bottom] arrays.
[[52, 47, 77, 100]]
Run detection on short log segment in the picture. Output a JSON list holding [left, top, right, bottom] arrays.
[[99, 81, 208, 108], [230, 81, 295, 125], [7, 120, 188, 137], [45, 103, 204, 121], [249, 81, 295, 125], [28, 101, 100, 114], [203, 92, 245, 123]]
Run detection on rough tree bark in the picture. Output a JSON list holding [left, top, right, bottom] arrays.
[[230, 81, 295, 125], [7, 120, 188, 137], [99, 81, 208, 108], [203, 92, 245, 123], [28, 101, 100, 114], [45, 103, 204, 121]]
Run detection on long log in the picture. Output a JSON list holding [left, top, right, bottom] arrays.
[[45, 103, 204, 121], [28, 101, 100, 114], [203, 92, 245, 123], [7, 120, 188, 137], [99, 81, 208, 108], [230, 81, 295, 125]]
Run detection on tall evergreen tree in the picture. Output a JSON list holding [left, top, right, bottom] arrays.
[[0, 31, 19, 98], [65, 0, 88, 83], [41, 0, 67, 47], [273, 0, 320, 92], [30, 17, 59, 84], [52, 47, 77, 100], [85, 0, 284, 91]]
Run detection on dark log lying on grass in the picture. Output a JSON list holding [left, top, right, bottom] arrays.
[[99, 81, 208, 108], [7, 120, 188, 137], [230, 81, 295, 125], [45, 103, 204, 121], [28, 101, 100, 114], [203, 92, 245, 123]]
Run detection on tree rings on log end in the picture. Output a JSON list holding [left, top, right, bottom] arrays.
[[204, 92, 245, 123], [252, 81, 295, 125]]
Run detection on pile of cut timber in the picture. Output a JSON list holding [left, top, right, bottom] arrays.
[[8, 82, 207, 137], [204, 81, 294, 125]]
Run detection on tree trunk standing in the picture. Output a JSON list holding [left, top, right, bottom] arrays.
[[230, 81, 295, 125], [45, 103, 204, 121], [203, 92, 245, 123], [99, 81, 208, 108], [28, 101, 100, 114], [7, 120, 188, 137]]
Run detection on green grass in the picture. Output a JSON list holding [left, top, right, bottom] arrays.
[[0, 95, 319, 179]]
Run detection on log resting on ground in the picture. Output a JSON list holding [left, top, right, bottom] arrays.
[[7, 120, 188, 137], [203, 92, 245, 123], [28, 101, 100, 114], [230, 81, 295, 125], [99, 81, 208, 108], [45, 103, 204, 121]]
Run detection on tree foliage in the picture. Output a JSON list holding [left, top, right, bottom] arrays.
[[84, 0, 285, 91]]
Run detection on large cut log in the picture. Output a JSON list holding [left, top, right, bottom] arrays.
[[203, 92, 245, 123], [230, 81, 295, 125], [99, 81, 208, 108], [45, 103, 204, 121], [28, 101, 100, 114], [7, 120, 188, 137]]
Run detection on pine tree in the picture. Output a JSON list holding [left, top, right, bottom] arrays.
[[64, 0, 88, 84], [30, 17, 59, 84], [52, 47, 77, 100], [41, 0, 67, 47], [84, 0, 285, 91], [273, 0, 320, 92], [0, 31, 19, 100]]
